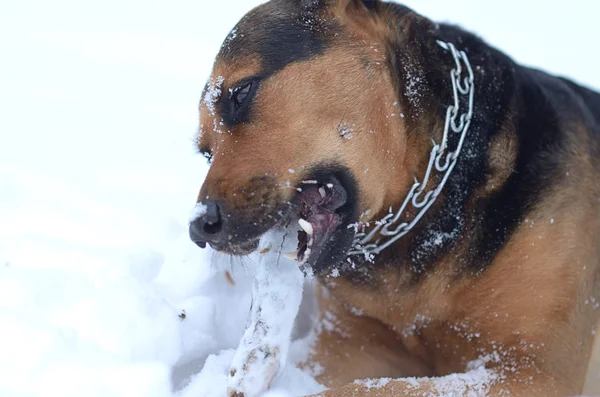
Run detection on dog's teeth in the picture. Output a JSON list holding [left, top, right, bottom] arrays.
[[298, 248, 311, 265], [283, 251, 298, 261], [319, 187, 327, 198], [298, 219, 314, 235], [304, 247, 312, 259]]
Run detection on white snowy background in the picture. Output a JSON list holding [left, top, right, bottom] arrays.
[[0, 0, 599, 396]]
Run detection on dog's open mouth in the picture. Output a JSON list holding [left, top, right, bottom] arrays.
[[284, 177, 348, 268]]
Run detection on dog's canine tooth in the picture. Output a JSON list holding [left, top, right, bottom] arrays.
[[283, 251, 298, 261], [319, 187, 327, 198], [304, 247, 312, 260], [298, 219, 314, 235]]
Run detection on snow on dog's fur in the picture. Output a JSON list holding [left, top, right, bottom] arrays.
[[190, 0, 600, 396]]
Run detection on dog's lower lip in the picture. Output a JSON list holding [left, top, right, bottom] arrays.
[[209, 239, 259, 256], [209, 242, 224, 251], [194, 241, 207, 249]]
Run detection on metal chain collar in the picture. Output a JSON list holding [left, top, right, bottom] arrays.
[[349, 40, 475, 259]]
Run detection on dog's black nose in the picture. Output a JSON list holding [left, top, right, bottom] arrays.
[[189, 200, 224, 249]]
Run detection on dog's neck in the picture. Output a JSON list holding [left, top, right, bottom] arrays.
[[337, 6, 519, 284], [350, 40, 475, 261]]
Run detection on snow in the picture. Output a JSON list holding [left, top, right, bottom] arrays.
[[403, 64, 425, 111], [204, 76, 225, 116], [337, 123, 354, 139], [355, 377, 393, 390], [181, 349, 324, 397], [189, 203, 208, 222], [406, 366, 499, 397], [1, 0, 599, 396], [227, 232, 305, 396], [0, 184, 325, 397], [352, 365, 499, 396]]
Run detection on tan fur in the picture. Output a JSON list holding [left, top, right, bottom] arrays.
[[483, 114, 518, 195]]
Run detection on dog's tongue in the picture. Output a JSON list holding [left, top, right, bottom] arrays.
[[300, 181, 347, 213]]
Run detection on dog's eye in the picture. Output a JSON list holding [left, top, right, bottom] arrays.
[[222, 78, 259, 125], [232, 82, 252, 108]]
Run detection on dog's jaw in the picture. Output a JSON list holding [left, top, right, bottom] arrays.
[[284, 166, 360, 275], [290, 177, 348, 270]]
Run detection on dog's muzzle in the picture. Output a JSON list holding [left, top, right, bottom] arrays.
[[189, 165, 359, 274]]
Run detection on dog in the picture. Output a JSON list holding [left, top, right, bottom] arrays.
[[189, 0, 600, 395]]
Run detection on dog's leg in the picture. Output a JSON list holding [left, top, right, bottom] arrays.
[[303, 284, 580, 397], [307, 371, 571, 397], [302, 284, 431, 389]]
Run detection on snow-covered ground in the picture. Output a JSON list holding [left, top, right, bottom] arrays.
[[0, 0, 599, 396]]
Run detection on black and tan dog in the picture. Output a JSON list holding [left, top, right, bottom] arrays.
[[189, 0, 600, 395]]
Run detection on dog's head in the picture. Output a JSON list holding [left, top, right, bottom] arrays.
[[190, 0, 438, 274]]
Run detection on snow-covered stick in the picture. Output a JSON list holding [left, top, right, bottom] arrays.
[[227, 231, 304, 397]]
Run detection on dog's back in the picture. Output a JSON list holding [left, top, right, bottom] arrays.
[[560, 77, 600, 126]]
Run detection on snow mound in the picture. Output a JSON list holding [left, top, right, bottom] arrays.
[[0, 175, 324, 396]]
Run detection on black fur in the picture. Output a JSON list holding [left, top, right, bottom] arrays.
[[214, 0, 329, 128]]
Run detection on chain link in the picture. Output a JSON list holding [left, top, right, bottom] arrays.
[[349, 41, 475, 259]]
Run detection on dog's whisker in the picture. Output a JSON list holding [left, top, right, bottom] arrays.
[[210, 250, 220, 271], [240, 255, 256, 272]]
